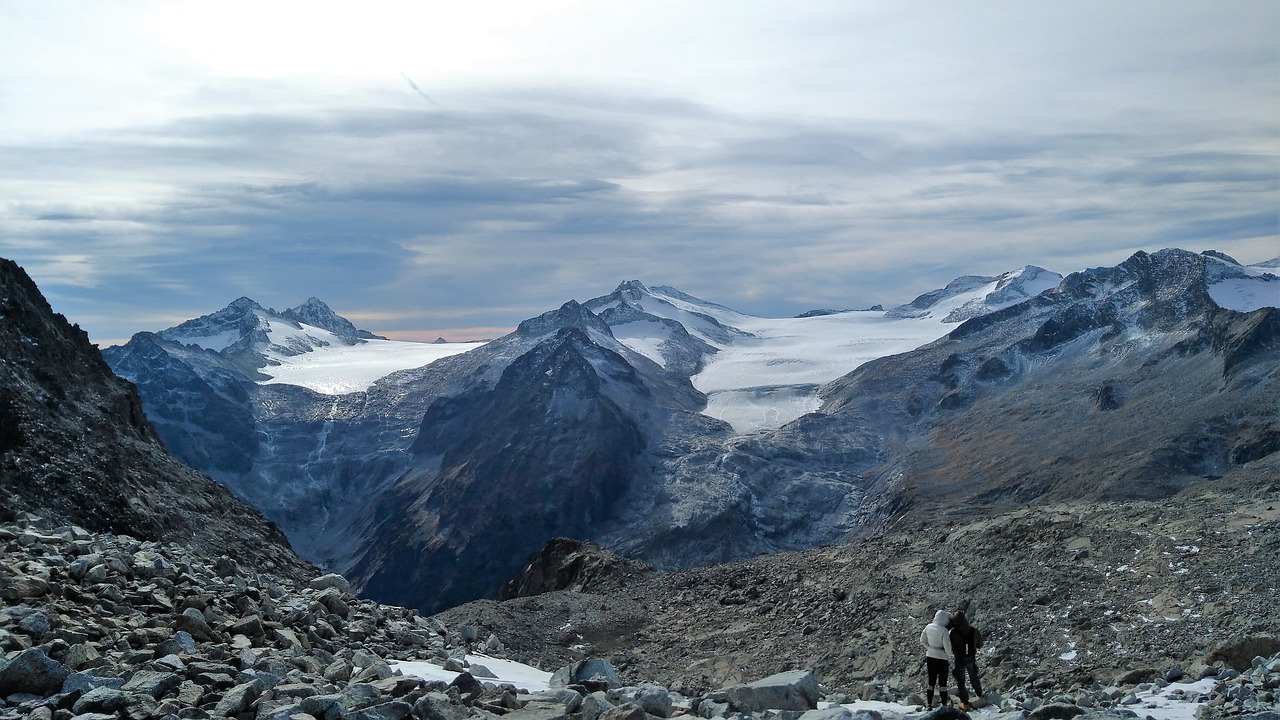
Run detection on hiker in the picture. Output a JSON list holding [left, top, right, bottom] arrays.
[[919, 609, 953, 708], [949, 610, 984, 710]]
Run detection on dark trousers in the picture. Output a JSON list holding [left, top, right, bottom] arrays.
[[925, 657, 950, 705], [953, 655, 982, 703]]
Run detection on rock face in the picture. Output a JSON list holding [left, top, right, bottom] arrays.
[[101, 248, 1280, 614], [498, 538, 653, 602], [0, 258, 309, 580]]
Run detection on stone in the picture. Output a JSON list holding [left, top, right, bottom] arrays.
[[342, 682, 384, 710], [174, 608, 218, 642], [62, 642, 101, 670], [1204, 635, 1280, 671], [120, 669, 182, 698], [71, 687, 130, 714], [717, 670, 820, 712], [610, 684, 672, 717], [551, 658, 624, 690], [580, 691, 616, 720], [1027, 702, 1086, 720], [351, 700, 413, 720], [599, 704, 649, 720], [213, 678, 264, 716], [414, 691, 470, 720], [309, 573, 351, 594], [0, 646, 70, 696], [225, 614, 264, 638], [62, 671, 125, 695], [0, 573, 49, 600]]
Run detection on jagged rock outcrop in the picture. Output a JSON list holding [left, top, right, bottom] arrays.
[[498, 538, 654, 601], [0, 258, 309, 580]]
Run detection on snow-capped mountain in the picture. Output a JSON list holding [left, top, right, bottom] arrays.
[[104, 248, 1279, 614]]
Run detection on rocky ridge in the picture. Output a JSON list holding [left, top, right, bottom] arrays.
[[0, 258, 309, 582], [433, 461, 1280, 717]]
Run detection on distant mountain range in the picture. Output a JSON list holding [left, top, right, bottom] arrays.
[[101, 248, 1279, 613]]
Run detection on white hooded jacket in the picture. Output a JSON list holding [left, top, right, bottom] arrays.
[[920, 610, 954, 661]]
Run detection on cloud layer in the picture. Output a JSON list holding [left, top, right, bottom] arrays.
[[1, 2, 1276, 343]]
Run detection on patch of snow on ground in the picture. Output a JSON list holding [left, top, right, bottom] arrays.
[[1208, 276, 1279, 312], [259, 339, 486, 394], [392, 655, 551, 693]]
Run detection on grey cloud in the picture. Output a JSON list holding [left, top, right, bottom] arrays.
[[2, 84, 1276, 343]]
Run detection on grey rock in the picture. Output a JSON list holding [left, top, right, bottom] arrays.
[[0, 647, 70, 696], [309, 573, 351, 594], [1028, 702, 1086, 720], [71, 686, 129, 714], [62, 671, 125, 695], [611, 684, 672, 718], [174, 608, 218, 642], [580, 691, 616, 720], [718, 670, 820, 712], [212, 678, 263, 717], [352, 700, 413, 720], [120, 669, 182, 698], [341, 682, 384, 710], [414, 691, 470, 720], [599, 704, 649, 720], [300, 692, 348, 719], [508, 699, 575, 720]]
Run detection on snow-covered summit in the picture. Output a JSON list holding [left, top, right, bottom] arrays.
[[281, 297, 386, 342], [148, 297, 484, 395], [886, 265, 1063, 322]]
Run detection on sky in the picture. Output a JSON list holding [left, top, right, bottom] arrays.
[[1, 1, 1277, 345]]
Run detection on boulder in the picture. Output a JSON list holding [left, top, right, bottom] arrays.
[[551, 658, 624, 690], [717, 670, 820, 712], [309, 573, 352, 594], [120, 669, 182, 698], [610, 684, 673, 718], [213, 678, 264, 717], [1027, 703, 1086, 720], [414, 691, 470, 720], [1204, 635, 1280, 671], [0, 647, 69, 696]]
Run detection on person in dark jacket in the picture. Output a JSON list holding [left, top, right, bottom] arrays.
[[948, 611, 983, 710]]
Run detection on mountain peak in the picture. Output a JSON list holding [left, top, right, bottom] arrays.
[[515, 300, 614, 340], [281, 298, 384, 341]]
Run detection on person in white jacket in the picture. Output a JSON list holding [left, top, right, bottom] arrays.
[[919, 609, 954, 708]]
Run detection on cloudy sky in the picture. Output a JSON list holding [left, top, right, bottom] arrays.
[[2, 1, 1277, 344]]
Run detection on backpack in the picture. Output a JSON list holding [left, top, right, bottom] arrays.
[[972, 626, 984, 649]]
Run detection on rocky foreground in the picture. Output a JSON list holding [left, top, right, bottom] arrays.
[[434, 464, 1280, 718], [4, 498, 1280, 720]]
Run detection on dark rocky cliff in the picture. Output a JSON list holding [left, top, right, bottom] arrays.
[[0, 257, 311, 580]]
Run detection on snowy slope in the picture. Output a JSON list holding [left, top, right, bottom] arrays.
[[259, 335, 486, 394], [1205, 256, 1280, 312], [599, 269, 1062, 433], [158, 299, 485, 395]]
